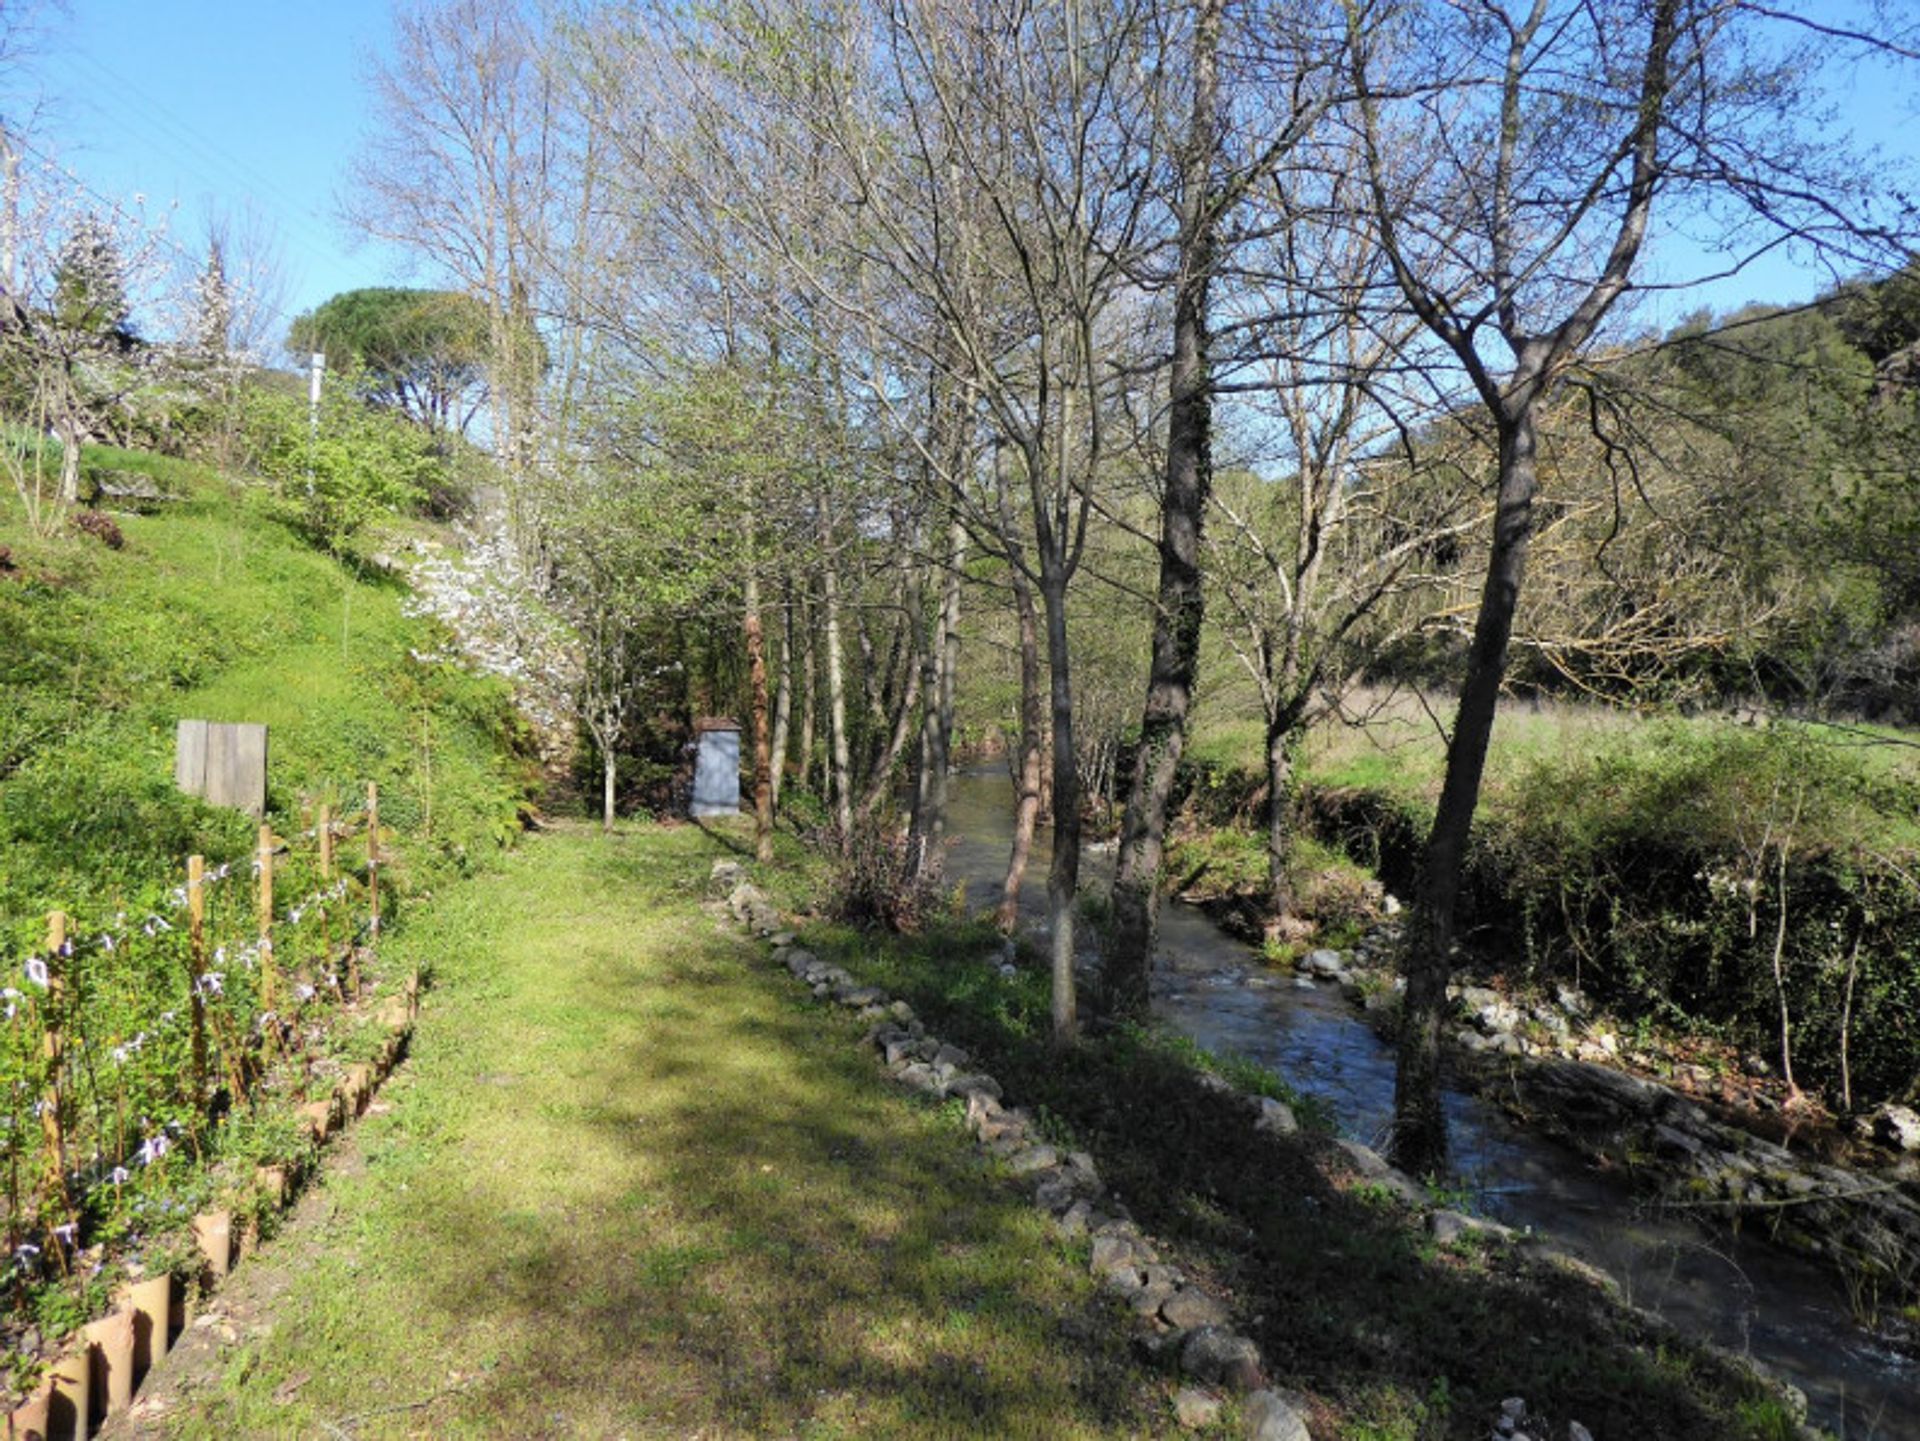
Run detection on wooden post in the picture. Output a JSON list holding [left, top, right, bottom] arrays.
[[318, 803, 333, 880], [40, 912, 70, 1212], [366, 781, 380, 940], [256, 824, 277, 1014], [187, 856, 208, 1106]]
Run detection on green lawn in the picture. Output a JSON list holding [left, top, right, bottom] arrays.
[[156, 826, 1162, 1438]]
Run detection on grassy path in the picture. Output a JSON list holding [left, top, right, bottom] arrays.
[[122, 827, 1157, 1439]]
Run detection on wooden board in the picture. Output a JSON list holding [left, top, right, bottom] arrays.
[[175, 720, 268, 817]]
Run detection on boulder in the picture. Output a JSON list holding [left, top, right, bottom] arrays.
[[1871, 1103, 1920, 1153], [1089, 1231, 1146, 1278], [1301, 949, 1345, 979], [946, 1073, 1004, 1104], [1161, 1286, 1232, 1329], [1180, 1326, 1263, 1390], [1055, 1199, 1098, 1237], [1173, 1387, 1223, 1430], [1132, 1277, 1180, 1317], [1255, 1098, 1299, 1136], [1006, 1143, 1061, 1176], [1333, 1139, 1425, 1205], [1244, 1389, 1313, 1441]]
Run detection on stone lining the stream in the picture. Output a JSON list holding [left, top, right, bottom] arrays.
[[1295, 922, 1920, 1316]]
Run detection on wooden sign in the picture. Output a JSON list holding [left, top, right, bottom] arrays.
[[175, 720, 269, 816]]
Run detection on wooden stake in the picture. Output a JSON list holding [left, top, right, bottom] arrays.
[[350, 784, 379, 997], [256, 824, 277, 1014], [187, 857, 208, 1107], [365, 781, 380, 958], [318, 803, 333, 880], [40, 912, 70, 1214]]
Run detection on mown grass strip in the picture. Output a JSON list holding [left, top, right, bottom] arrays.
[[160, 827, 1165, 1438]]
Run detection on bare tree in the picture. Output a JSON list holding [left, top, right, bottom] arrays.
[[348, 0, 570, 530], [1345, 0, 1920, 1174]]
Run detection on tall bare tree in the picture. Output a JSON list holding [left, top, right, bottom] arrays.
[[1346, 0, 1919, 1174]]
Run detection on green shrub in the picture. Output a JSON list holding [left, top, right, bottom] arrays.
[[240, 377, 440, 554]]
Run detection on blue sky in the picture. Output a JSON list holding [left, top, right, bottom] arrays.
[[29, 0, 407, 347], [21, 0, 1920, 360]]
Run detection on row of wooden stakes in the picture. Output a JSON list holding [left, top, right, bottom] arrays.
[[4, 975, 419, 1441]]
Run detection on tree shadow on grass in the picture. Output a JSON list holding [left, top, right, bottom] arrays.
[[377, 914, 1157, 1438], [820, 934, 1795, 1441]]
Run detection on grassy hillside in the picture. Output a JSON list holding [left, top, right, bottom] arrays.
[[0, 446, 533, 937]]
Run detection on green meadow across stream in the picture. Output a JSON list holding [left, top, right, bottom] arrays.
[[940, 767, 1920, 1439]]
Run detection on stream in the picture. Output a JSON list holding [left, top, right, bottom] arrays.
[[940, 768, 1918, 1438]]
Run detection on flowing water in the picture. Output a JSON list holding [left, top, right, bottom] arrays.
[[941, 768, 1919, 1438]]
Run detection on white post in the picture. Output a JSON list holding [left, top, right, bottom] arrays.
[[306, 351, 325, 495]]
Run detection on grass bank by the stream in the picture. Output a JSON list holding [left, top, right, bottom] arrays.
[[1, 446, 531, 927], [1175, 702, 1920, 1119], [143, 825, 1163, 1438], [805, 914, 1812, 1441]]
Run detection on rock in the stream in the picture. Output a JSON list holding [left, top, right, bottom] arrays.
[[1870, 1103, 1920, 1153], [1244, 1389, 1313, 1441], [1301, 949, 1345, 979], [1567, 1424, 1595, 1441]]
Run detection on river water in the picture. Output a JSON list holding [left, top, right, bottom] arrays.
[[940, 768, 1918, 1438]]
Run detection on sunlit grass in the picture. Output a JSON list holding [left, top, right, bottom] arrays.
[[172, 827, 1161, 1438]]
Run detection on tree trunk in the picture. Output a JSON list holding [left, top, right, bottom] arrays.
[[1392, 402, 1539, 1176], [1042, 565, 1080, 1045], [744, 568, 775, 863], [798, 597, 818, 794], [1107, 0, 1221, 1019], [998, 560, 1046, 932], [56, 404, 84, 507], [1265, 713, 1303, 918], [909, 559, 941, 856], [909, 510, 966, 872], [770, 585, 794, 812], [857, 626, 923, 819], [602, 742, 616, 834], [821, 547, 855, 842]]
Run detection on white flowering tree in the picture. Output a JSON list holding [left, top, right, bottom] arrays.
[[402, 526, 582, 764], [0, 159, 175, 530]]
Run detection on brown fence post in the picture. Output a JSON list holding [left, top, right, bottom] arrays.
[[364, 782, 379, 985], [256, 824, 277, 1014], [187, 856, 208, 1107], [41, 911, 71, 1222]]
